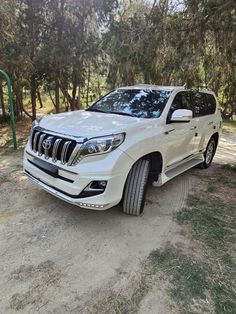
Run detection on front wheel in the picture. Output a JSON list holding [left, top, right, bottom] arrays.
[[122, 159, 150, 216], [199, 137, 216, 169]]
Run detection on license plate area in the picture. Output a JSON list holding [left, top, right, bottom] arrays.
[[32, 157, 58, 175]]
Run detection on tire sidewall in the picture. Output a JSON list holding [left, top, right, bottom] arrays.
[[139, 163, 150, 214], [122, 159, 150, 216], [204, 138, 216, 168]]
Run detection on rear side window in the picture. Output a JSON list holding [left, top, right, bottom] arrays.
[[192, 92, 207, 117], [204, 93, 216, 115]]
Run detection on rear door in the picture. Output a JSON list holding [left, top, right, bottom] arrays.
[[191, 92, 217, 152]]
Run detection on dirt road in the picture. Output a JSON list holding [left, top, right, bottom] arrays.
[[0, 132, 235, 313]]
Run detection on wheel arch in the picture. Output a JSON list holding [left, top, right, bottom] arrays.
[[121, 151, 163, 204], [138, 151, 163, 183]]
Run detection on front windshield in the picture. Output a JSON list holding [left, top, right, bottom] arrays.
[[88, 89, 172, 118]]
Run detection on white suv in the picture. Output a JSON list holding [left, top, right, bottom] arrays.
[[23, 85, 222, 216]]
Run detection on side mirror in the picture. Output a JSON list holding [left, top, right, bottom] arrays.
[[170, 109, 192, 123]]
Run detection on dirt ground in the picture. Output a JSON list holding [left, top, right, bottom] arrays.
[[0, 131, 235, 314]]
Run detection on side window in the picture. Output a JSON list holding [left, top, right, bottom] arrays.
[[192, 92, 208, 117], [168, 92, 192, 119], [204, 93, 216, 115]]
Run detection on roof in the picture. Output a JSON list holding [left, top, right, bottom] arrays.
[[117, 84, 183, 91]]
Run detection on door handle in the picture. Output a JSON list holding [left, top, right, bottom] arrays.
[[208, 121, 213, 125], [164, 128, 175, 135], [190, 126, 197, 130]]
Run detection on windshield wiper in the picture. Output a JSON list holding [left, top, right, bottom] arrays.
[[87, 108, 135, 117], [108, 111, 135, 117]]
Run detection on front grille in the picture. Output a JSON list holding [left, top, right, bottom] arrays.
[[31, 129, 81, 166]]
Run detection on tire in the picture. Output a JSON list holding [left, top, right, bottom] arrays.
[[123, 159, 150, 216], [198, 137, 216, 169]]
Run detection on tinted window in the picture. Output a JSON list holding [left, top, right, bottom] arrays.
[[88, 89, 171, 118], [192, 92, 208, 117], [204, 93, 216, 115], [168, 92, 192, 118], [192, 92, 216, 117]]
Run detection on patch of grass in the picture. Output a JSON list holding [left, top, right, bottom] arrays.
[[169, 168, 236, 313], [149, 247, 209, 303], [212, 284, 236, 314], [221, 253, 236, 269], [149, 246, 236, 314], [176, 195, 235, 250], [0, 174, 10, 184], [222, 163, 236, 173], [85, 271, 152, 314], [218, 174, 235, 188], [207, 185, 217, 193]]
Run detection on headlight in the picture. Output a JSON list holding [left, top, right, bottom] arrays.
[[76, 133, 125, 162]]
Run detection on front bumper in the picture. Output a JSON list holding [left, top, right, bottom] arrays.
[[23, 145, 134, 210]]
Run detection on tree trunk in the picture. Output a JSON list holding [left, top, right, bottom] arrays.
[[97, 79, 101, 98], [86, 63, 91, 108], [55, 78, 60, 113], [12, 80, 23, 120], [77, 85, 81, 109], [17, 86, 23, 119], [71, 83, 76, 111], [30, 75, 37, 121], [60, 85, 74, 108], [0, 79, 6, 120], [37, 89, 43, 108]]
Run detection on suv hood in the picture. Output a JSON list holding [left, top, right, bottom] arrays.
[[39, 110, 142, 138]]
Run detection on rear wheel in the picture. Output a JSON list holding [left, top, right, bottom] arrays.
[[123, 159, 150, 216], [199, 137, 216, 169]]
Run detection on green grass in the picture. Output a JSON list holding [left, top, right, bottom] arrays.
[[218, 174, 236, 188], [149, 247, 209, 313], [176, 195, 235, 250], [149, 247, 209, 303], [207, 185, 217, 193], [169, 175, 236, 313], [222, 163, 236, 173], [149, 245, 236, 314]]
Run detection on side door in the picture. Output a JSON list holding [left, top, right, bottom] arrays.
[[191, 92, 217, 152], [164, 91, 198, 168]]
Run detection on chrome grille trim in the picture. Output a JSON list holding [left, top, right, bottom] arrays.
[[33, 131, 40, 152], [31, 129, 78, 166], [52, 138, 62, 162], [61, 141, 72, 164], [38, 134, 46, 156], [67, 144, 82, 166]]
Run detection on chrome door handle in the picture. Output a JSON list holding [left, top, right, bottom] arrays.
[[190, 126, 197, 130]]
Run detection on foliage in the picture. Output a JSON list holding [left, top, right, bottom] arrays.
[[0, 0, 235, 120]]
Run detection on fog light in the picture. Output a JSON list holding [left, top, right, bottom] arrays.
[[79, 180, 108, 198], [98, 181, 107, 188]]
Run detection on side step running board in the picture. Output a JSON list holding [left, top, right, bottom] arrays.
[[153, 156, 204, 187]]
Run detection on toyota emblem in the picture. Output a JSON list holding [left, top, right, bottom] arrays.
[[42, 138, 52, 150]]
